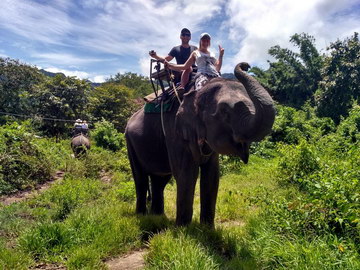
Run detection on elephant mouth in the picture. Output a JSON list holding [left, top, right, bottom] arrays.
[[234, 141, 249, 164], [207, 134, 250, 164]]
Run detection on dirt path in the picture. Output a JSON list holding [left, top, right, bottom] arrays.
[[106, 249, 147, 270], [0, 170, 65, 206]]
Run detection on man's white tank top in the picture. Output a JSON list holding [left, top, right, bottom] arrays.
[[194, 50, 219, 76]]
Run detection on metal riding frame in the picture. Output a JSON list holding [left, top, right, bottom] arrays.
[[149, 59, 175, 99]]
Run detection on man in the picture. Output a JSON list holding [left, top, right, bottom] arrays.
[[149, 28, 197, 89], [73, 119, 83, 136]]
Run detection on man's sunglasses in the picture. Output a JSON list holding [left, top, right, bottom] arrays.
[[182, 33, 191, 37]]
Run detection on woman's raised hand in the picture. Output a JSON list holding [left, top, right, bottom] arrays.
[[218, 45, 224, 57]]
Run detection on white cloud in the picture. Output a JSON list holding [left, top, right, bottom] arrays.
[[44, 67, 90, 79], [139, 57, 151, 76], [0, 0, 73, 45], [32, 52, 111, 66], [1, 0, 359, 77], [76, 0, 225, 56], [92, 75, 107, 83], [44, 67, 107, 83], [225, 0, 360, 69]]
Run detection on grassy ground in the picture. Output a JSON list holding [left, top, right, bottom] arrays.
[[0, 144, 359, 269]]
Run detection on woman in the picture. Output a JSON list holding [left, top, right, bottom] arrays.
[[165, 32, 224, 91]]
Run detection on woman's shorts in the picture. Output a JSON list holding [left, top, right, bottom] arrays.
[[195, 73, 219, 91]]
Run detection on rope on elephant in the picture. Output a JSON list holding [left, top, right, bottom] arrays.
[[168, 69, 181, 104], [160, 100, 167, 137]]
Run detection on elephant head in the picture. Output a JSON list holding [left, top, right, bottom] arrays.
[[176, 62, 275, 163]]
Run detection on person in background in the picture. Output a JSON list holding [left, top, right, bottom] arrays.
[[73, 119, 83, 136], [81, 121, 89, 136], [149, 28, 197, 90], [165, 32, 224, 91]]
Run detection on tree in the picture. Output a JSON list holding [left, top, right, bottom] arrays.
[[107, 72, 153, 98], [88, 83, 140, 132], [0, 57, 44, 119], [30, 75, 91, 137], [316, 33, 360, 123], [264, 33, 323, 108]]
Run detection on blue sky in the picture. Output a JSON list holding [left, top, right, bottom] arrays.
[[0, 0, 359, 82]]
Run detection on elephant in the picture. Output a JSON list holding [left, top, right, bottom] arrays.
[[71, 134, 90, 158], [125, 62, 275, 227]]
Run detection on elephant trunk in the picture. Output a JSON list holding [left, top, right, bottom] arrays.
[[234, 63, 275, 141]]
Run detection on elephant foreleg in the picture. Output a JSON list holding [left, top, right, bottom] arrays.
[[150, 174, 171, 215], [200, 154, 220, 227], [173, 163, 199, 226]]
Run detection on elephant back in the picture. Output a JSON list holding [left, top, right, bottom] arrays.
[[71, 134, 90, 150]]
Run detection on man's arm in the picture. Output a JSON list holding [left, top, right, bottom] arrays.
[[165, 51, 196, 71], [149, 50, 174, 62]]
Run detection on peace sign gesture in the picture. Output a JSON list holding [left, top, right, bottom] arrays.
[[218, 45, 224, 57]]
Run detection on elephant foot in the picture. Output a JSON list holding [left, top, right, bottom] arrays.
[[175, 216, 192, 227], [150, 208, 164, 215], [200, 218, 215, 229], [136, 204, 147, 215]]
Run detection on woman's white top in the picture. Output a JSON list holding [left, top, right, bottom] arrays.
[[194, 50, 219, 76]]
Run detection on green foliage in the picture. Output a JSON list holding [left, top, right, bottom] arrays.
[[7, 166, 141, 268], [316, 32, 360, 123], [0, 57, 44, 120], [219, 155, 243, 176], [115, 180, 136, 202], [19, 222, 73, 260], [242, 217, 360, 269], [146, 229, 220, 270], [0, 239, 32, 270], [35, 177, 103, 221], [277, 141, 320, 186], [66, 246, 104, 269], [29, 75, 91, 136], [265, 104, 335, 145], [107, 72, 153, 98], [264, 33, 323, 108], [0, 121, 53, 194], [335, 103, 360, 146], [92, 119, 125, 151], [276, 111, 360, 244], [88, 83, 140, 132]]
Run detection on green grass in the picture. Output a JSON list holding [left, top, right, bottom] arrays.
[[144, 155, 360, 269], [1, 138, 359, 269]]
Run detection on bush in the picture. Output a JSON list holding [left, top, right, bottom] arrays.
[[277, 140, 320, 187], [275, 109, 360, 244], [92, 120, 125, 151], [0, 121, 53, 194], [270, 104, 335, 145]]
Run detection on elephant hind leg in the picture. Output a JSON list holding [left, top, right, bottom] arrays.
[[134, 171, 150, 215], [127, 144, 149, 214], [150, 174, 171, 215]]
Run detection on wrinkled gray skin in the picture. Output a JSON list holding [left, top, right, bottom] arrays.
[[71, 134, 90, 158], [125, 63, 275, 226]]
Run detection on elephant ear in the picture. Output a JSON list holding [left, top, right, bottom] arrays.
[[175, 90, 206, 145]]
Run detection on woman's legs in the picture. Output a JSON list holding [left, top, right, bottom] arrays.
[[195, 73, 210, 91], [179, 67, 193, 89]]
